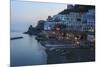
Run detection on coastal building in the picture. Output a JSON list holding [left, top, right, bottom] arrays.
[[44, 5, 95, 33], [67, 4, 74, 9], [64, 12, 83, 32], [52, 14, 66, 22], [47, 16, 53, 22], [83, 9, 95, 45], [44, 21, 51, 31], [82, 9, 95, 32]]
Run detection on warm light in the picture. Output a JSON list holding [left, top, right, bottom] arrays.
[[89, 28, 95, 32], [56, 28, 60, 30], [76, 41, 80, 44], [75, 37, 78, 40], [52, 31, 55, 34]]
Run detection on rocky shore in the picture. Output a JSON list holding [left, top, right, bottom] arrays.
[[23, 25, 39, 35], [46, 47, 95, 64]]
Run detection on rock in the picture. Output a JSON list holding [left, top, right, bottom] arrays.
[[23, 25, 38, 35]]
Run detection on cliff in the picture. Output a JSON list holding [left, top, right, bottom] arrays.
[[24, 20, 45, 35]]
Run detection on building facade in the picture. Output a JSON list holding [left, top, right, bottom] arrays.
[[44, 5, 95, 32]]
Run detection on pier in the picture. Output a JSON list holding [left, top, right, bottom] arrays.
[[11, 37, 23, 40]]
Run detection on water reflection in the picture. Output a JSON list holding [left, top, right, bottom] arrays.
[[10, 33, 47, 66]]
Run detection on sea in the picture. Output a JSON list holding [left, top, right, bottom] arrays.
[[10, 32, 47, 66]]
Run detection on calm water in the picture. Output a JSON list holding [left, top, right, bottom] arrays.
[[10, 32, 47, 66]]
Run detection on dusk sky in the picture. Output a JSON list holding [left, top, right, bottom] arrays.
[[11, 1, 67, 32]]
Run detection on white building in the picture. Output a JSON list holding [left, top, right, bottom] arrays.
[[82, 9, 95, 32], [52, 14, 66, 22], [44, 7, 95, 32], [44, 21, 55, 31]]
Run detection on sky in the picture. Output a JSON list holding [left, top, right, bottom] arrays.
[[11, 1, 67, 32]]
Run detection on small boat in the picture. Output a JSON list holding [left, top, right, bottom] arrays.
[[10, 36, 23, 40]]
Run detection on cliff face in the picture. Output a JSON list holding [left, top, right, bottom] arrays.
[[24, 25, 36, 35], [24, 20, 45, 35], [27, 25, 35, 35]]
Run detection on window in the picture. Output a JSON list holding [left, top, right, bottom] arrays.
[[77, 18, 81, 21]]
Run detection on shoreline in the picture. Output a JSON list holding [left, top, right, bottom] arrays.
[[46, 47, 95, 64]]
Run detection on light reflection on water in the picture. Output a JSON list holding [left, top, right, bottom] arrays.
[[10, 32, 47, 66]]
